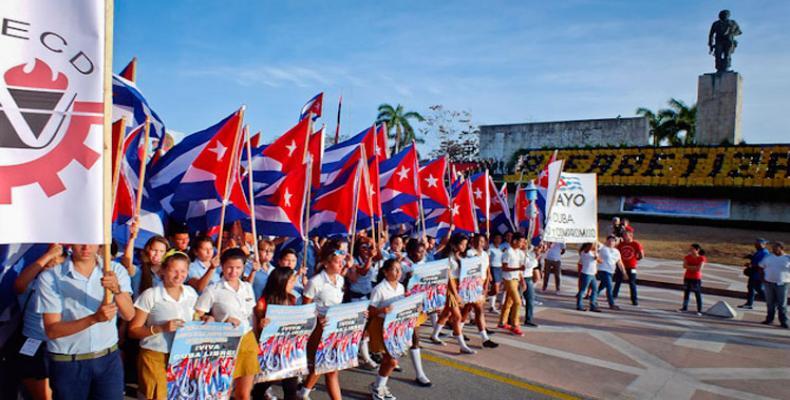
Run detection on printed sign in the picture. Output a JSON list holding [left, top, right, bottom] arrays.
[[620, 196, 731, 219], [383, 294, 424, 358], [255, 303, 317, 383], [458, 256, 485, 304], [167, 322, 242, 400], [314, 301, 368, 374], [406, 260, 449, 314], [543, 173, 598, 243]]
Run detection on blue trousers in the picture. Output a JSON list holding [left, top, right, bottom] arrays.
[[577, 273, 599, 310], [596, 271, 615, 306], [746, 272, 765, 306], [764, 282, 788, 324], [522, 279, 535, 323], [682, 278, 703, 312], [49, 349, 124, 400], [613, 268, 638, 305]]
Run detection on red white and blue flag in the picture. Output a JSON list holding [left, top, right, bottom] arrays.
[[535, 150, 563, 239], [380, 144, 421, 226], [112, 58, 166, 153], [419, 157, 451, 238], [309, 126, 325, 190], [469, 171, 490, 223], [248, 118, 311, 194], [449, 178, 478, 235], [299, 92, 323, 121], [489, 175, 515, 234], [310, 151, 361, 237], [251, 159, 310, 238], [112, 121, 145, 223]]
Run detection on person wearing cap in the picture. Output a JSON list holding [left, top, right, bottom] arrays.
[[36, 244, 135, 400], [739, 238, 769, 309], [758, 242, 790, 329]]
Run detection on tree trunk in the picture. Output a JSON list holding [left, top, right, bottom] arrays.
[[394, 124, 402, 153]]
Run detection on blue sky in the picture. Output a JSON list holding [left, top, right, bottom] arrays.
[[114, 1, 790, 149]]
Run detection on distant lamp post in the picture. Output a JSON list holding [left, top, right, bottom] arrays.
[[525, 181, 539, 242]]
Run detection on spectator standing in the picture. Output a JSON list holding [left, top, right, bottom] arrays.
[[758, 242, 789, 329], [614, 231, 643, 306], [739, 239, 769, 309], [678, 244, 706, 316], [597, 236, 625, 310]]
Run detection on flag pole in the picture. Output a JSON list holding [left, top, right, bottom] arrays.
[[414, 146, 427, 241], [445, 157, 454, 241], [244, 125, 259, 266], [133, 117, 151, 219], [111, 117, 127, 206], [302, 158, 312, 270], [348, 159, 362, 254], [485, 169, 490, 238], [217, 107, 245, 256], [102, 0, 115, 304], [334, 94, 342, 144], [360, 146, 376, 242]]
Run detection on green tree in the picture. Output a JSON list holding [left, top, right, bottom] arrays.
[[376, 103, 425, 153], [636, 98, 697, 146]]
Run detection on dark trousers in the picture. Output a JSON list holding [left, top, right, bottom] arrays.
[[746, 273, 765, 306], [542, 260, 562, 291], [596, 271, 616, 306], [252, 377, 299, 400], [764, 282, 788, 325], [49, 349, 124, 400], [613, 268, 638, 305], [522, 279, 535, 323], [682, 279, 703, 312]]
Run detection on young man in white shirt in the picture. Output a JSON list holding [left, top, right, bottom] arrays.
[[488, 233, 505, 312], [597, 236, 626, 310], [758, 242, 790, 329], [498, 234, 526, 336]]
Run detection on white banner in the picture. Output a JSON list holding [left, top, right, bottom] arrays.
[[543, 173, 597, 243], [0, 0, 106, 244]]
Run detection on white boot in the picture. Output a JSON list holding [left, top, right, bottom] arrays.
[[456, 334, 476, 354], [410, 348, 432, 387]]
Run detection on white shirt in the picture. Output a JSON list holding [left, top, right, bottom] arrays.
[[545, 243, 566, 261], [304, 271, 345, 314], [195, 280, 256, 334], [524, 250, 539, 272], [448, 257, 461, 279], [135, 285, 198, 352], [759, 254, 790, 283], [598, 247, 621, 274], [580, 251, 598, 275], [488, 247, 503, 268], [502, 247, 523, 281], [369, 280, 405, 317], [467, 249, 490, 271]]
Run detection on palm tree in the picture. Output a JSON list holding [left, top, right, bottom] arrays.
[[636, 98, 697, 146], [376, 103, 425, 153], [659, 98, 697, 145], [635, 107, 668, 146]]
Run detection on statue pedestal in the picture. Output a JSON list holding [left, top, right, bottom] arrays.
[[695, 72, 743, 145]]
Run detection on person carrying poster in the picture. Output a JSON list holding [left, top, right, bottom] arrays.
[[461, 235, 498, 348], [252, 268, 316, 400], [429, 234, 476, 354], [128, 251, 198, 400], [166, 322, 243, 400], [312, 301, 368, 375], [194, 248, 260, 400], [401, 238, 436, 387]]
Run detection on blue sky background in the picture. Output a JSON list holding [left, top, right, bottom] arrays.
[[114, 1, 790, 149]]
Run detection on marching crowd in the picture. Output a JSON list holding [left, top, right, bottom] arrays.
[[3, 217, 789, 400]]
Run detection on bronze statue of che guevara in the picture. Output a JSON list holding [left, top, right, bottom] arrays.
[[709, 9, 742, 72]]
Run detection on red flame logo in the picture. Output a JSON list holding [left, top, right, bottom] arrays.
[[4, 59, 67, 90]]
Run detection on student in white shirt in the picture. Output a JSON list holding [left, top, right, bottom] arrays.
[[576, 243, 602, 312], [498, 234, 526, 335], [128, 251, 198, 400], [429, 234, 476, 354], [347, 237, 382, 370], [366, 258, 405, 400], [462, 234, 499, 348], [195, 248, 259, 400], [597, 236, 625, 310], [300, 248, 348, 400], [487, 233, 505, 312], [400, 238, 432, 387], [187, 235, 220, 294]]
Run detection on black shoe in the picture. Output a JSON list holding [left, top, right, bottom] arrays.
[[590, 308, 602, 313], [524, 321, 539, 327], [438, 331, 449, 339], [610, 305, 621, 310], [485, 329, 495, 336], [577, 307, 587, 312], [463, 335, 470, 342], [781, 323, 789, 329], [483, 340, 499, 348], [415, 377, 433, 387], [394, 364, 403, 372], [632, 301, 639, 306], [371, 353, 383, 364], [737, 304, 753, 309], [761, 320, 773, 325]]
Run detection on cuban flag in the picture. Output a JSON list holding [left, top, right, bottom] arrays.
[[320, 126, 375, 184], [489, 175, 515, 234], [535, 150, 563, 237], [0, 243, 49, 317], [419, 157, 450, 238], [449, 178, 478, 235], [147, 109, 248, 233], [310, 153, 361, 237], [112, 121, 145, 223], [251, 159, 311, 238], [513, 183, 541, 243], [300, 92, 323, 121], [112, 58, 166, 152], [469, 171, 490, 223], [308, 126, 324, 190], [248, 118, 311, 194], [380, 144, 421, 226], [375, 122, 389, 160]]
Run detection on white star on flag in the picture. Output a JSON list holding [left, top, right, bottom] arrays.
[[208, 141, 227, 161], [285, 140, 297, 156], [397, 166, 410, 181], [450, 203, 459, 215], [425, 174, 438, 188], [474, 188, 483, 199], [283, 189, 292, 207]]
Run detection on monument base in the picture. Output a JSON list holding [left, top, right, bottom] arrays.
[[695, 72, 743, 145]]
